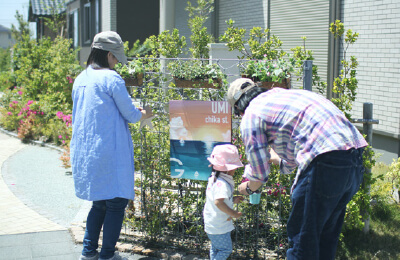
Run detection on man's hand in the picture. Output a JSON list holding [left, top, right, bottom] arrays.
[[238, 182, 249, 195], [269, 148, 281, 165], [238, 181, 262, 195]]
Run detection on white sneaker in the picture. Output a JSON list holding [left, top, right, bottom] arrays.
[[99, 252, 128, 260], [79, 252, 99, 260]]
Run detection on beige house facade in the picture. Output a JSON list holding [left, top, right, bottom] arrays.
[[65, 0, 399, 163]]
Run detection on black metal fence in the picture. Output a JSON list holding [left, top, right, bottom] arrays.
[[122, 58, 306, 259]]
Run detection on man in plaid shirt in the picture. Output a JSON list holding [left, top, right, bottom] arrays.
[[228, 78, 367, 260]]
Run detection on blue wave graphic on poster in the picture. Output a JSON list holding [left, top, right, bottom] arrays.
[[170, 139, 230, 181]]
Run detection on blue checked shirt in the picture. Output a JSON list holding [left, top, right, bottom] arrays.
[[71, 66, 142, 201], [240, 88, 367, 186]]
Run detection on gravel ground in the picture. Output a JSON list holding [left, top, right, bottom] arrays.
[[2, 144, 86, 228]]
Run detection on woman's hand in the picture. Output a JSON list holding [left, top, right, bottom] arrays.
[[140, 105, 153, 120]]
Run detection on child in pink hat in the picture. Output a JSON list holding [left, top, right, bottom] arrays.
[[203, 144, 245, 260]]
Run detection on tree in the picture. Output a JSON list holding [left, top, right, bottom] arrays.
[[42, 0, 67, 37], [11, 11, 32, 42], [186, 0, 215, 58]]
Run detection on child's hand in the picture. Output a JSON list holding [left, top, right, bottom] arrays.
[[227, 211, 242, 221], [233, 196, 244, 204]]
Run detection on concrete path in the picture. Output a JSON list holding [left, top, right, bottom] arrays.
[[0, 131, 83, 259], [0, 131, 158, 260]]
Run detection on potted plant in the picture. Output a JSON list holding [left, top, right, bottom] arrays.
[[220, 19, 296, 89], [115, 58, 145, 86], [241, 57, 296, 89], [168, 59, 227, 88]]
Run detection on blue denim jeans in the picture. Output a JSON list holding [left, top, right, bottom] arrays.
[[207, 232, 233, 260], [82, 197, 128, 259], [287, 148, 365, 260]]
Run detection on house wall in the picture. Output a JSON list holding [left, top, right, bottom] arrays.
[[116, 0, 159, 47], [102, 0, 116, 31], [211, 0, 400, 163], [175, 0, 214, 57], [174, 0, 266, 53], [270, 0, 330, 88], [218, 0, 267, 37], [0, 31, 14, 49], [342, 0, 400, 163]]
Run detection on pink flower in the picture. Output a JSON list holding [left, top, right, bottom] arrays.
[[27, 100, 34, 105], [17, 91, 22, 95], [58, 135, 63, 139], [62, 140, 65, 144], [56, 111, 64, 119], [7, 112, 12, 116], [13, 101, 18, 104]]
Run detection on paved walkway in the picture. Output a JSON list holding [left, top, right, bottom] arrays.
[[0, 131, 160, 260], [0, 131, 83, 259], [0, 133, 66, 235]]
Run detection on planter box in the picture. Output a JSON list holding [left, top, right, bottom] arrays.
[[124, 73, 144, 86], [174, 77, 222, 89], [241, 75, 291, 90]]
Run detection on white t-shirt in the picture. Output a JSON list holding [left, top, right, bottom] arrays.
[[203, 176, 234, 234]]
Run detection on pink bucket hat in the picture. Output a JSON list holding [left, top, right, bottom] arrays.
[[207, 144, 244, 171]]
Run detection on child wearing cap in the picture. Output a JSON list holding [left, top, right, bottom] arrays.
[[203, 144, 245, 260]]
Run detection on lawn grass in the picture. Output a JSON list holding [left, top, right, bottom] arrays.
[[336, 163, 400, 260]]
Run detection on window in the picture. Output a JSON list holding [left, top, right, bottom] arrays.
[[68, 9, 79, 48], [83, 2, 91, 44], [82, 0, 100, 45], [95, 0, 99, 34]]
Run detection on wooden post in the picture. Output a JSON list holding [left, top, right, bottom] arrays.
[[303, 60, 313, 91], [351, 103, 379, 234], [362, 102, 373, 233]]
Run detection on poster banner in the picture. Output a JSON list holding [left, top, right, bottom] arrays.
[[169, 100, 232, 181]]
